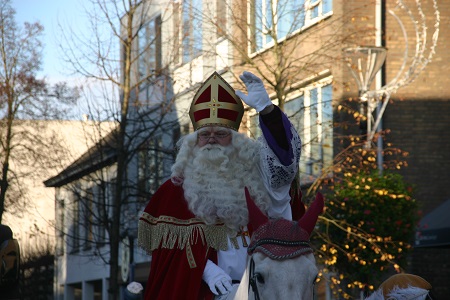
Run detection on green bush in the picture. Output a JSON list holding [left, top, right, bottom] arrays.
[[316, 170, 419, 295]]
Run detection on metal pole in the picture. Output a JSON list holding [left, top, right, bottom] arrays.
[[130, 235, 135, 282], [375, 0, 384, 176], [376, 101, 384, 176]]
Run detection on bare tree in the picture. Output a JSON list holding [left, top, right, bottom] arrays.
[[0, 0, 78, 223], [56, 1, 180, 298], [201, 0, 367, 109]]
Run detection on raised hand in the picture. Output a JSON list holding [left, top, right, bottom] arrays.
[[236, 71, 272, 112]]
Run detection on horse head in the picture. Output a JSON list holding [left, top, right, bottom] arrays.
[[237, 187, 324, 300]]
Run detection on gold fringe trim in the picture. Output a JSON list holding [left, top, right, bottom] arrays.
[[138, 212, 229, 268]]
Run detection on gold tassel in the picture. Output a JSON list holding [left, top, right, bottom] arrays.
[[138, 213, 229, 268]]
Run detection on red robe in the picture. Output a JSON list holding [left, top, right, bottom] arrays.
[[138, 180, 230, 300]]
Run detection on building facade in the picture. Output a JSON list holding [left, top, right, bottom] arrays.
[[2, 119, 115, 256]]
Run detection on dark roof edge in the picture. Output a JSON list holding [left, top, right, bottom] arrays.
[[44, 153, 117, 188]]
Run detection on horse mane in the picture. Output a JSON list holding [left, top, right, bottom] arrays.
[[231, 259, 251, 300]]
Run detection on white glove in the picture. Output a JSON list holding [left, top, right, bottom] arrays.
[[126, 282, 143, 294], [235, 71, 272, 112], [203, 260, 233, 296]]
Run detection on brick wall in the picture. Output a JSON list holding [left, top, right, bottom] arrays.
[[384, 0, 450, 99], [411, 248, 450, 299], [383, 99, 450, 300], [335, 0, 450, 297], [383, 100, 450, 214]]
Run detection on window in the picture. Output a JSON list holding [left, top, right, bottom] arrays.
[[95, 183, 107, 245], [83, 188, 94, 250], [217, 0, 227, 37], [277, 0, 305, 40], [308, 0, 332, 21], [56, 195, 65, 256], [182, 0, 203, 63], [107, 179, 116, 223], [251, 0, 332, 52], [284, 81, 333, 183], [137, 137, 164, 199], [249, 113, 262, 140], [138, 15, 161, 90], [172, 1, 181, 63], [70, 190, 81, 253]]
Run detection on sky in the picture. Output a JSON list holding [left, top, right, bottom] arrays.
[[13, 0, 117, 119], [13, 0, 89, 83]]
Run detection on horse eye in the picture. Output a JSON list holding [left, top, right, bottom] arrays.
[[255, 273, 265, 284]]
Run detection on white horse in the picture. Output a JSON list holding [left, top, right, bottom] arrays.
[[211, 188, 432, 300], [222, 188, 324, 300]]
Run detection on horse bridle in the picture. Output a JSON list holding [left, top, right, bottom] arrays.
[[247, 239, 312, 300], [248, 257, 262, 300]]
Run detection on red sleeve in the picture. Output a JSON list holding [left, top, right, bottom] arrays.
[[141, 180, 218, 300]]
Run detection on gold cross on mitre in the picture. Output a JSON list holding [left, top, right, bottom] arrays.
[[207, 98, 222, 116]]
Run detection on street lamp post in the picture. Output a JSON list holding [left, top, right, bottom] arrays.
[[342, 46, 387, 151]]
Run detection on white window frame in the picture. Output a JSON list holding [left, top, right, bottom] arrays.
[[180, 0, 203, 64], [70, 188, 81, 253], [95, 183, 107, 245], [249, 0, 333, 54], [82, 187, 95, 250], [137, 136, 164, 197], [137, 15, 162, 91], [284, 77, 333, 182], [56, 193, 65, 256]]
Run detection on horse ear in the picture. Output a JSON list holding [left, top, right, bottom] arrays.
[[245, 187, 269, 231], [291, 188, 306, 220], [298, 192, 324, 236]]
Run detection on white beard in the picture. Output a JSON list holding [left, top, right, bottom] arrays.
[[181, 143, 270, 232]]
